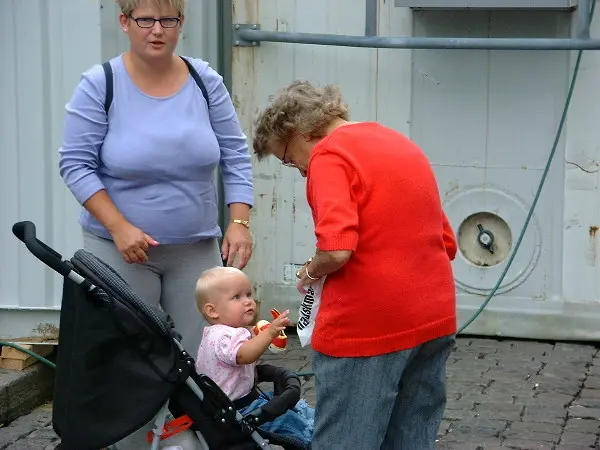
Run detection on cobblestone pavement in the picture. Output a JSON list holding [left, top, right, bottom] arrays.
[[2, 336, 600, 449]]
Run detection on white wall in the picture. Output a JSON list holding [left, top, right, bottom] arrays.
[[0, 0, 103, 339], [233, 0, 600, 341], [3, 0, 599, 341]]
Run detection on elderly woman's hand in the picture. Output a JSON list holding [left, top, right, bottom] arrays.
[[296, 258, 319, 294], [295, 250, 353, 293], [222, 222, 253, 269]]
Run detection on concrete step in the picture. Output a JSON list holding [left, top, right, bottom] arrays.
[[0, 360, 55, 429]]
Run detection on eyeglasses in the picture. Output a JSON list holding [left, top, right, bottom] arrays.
[[281, 141, 296, 167], [129, 16, 181, 28]]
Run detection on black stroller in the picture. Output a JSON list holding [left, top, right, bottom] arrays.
[[12, 221, 309, 450]]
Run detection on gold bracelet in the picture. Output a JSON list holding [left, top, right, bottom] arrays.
[[231, 219, 250, 229], [305, 267, 319, 280]]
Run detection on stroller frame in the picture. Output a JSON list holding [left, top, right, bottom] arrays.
[[144, 341, 268, 450], [12, 221, 277, 450]]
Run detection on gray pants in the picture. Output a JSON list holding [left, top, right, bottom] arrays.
[[83, 230, 221, 354], [82, 230, 222, 449], [312, 334, 455, 450]]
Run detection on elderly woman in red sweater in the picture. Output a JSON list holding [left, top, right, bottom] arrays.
[[252, 80, 457, 450]]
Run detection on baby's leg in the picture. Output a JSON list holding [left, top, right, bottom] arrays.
[[259, 407, 314, 447], [293, 399, 315, 426]]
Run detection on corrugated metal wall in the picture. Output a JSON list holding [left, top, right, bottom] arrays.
[[234, 0, 600, 341], [0, 0, 220, 339]]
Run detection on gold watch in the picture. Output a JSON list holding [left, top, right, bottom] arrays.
[[231, 219, 250, 229]]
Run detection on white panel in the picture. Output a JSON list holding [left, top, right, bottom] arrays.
[[395, 0, 578, 8], [232, 0, 380, 319], [233, 1, 600, 341], [100, 0, 130, 60], [0, 0, 102, 338], [376, 0, 413, 135], [0, 0, 21, 314], [563, 10, 600, 305], [411, 10, 489, 166], [180, 0, 220, 67], [410, 9, 585, 339]]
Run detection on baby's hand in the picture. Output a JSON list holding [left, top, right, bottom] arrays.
[[268, 310, 290, 338]]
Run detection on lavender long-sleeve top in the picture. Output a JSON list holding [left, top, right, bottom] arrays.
[[58, 55, 253, 244]]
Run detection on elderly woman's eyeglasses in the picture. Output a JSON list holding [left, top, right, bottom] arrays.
[[281, 142, 296, 167], [129, 16, 181, 28]]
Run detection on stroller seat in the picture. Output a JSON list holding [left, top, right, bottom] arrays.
[[11, 221, 310, 450]]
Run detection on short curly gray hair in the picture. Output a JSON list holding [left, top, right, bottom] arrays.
[[116, 0, 187, 16], [252, 80, 350, 160]]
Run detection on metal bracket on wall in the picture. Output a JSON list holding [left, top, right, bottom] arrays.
[[233, 24, 261, 47]]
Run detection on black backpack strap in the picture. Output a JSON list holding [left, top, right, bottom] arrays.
[[180, 56, 210, 108], [102, 61, 114, 115], [102, 57, 209, 113]]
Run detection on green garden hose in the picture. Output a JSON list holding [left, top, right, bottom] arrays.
[[0, 341, 56, 369], [456, 0, 596, 334], [1, 2, 595, 379]]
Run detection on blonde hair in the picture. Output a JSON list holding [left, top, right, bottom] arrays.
[[116, 0, 187, 16], [252, 80, 350, 160], [194, 266, 246, 314]]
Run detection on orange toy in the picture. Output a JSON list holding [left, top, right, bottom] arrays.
[[251, 308, 288, 353]]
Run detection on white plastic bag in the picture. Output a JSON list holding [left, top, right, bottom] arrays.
[[297, 276, 326, 347]]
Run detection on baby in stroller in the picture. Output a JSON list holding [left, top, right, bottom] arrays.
[[195, 267, 315, 449], [10, 221, 310, 450]]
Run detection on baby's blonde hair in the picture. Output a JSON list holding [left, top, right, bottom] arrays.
[[116, 0, 187, 16], [194, 266, 246, 315]]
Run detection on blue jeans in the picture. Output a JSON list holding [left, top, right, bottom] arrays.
[[240, 392, 315, 448], [312, 334, 455, 450]]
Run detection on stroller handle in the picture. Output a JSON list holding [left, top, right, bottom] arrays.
[[13, 221, 72, 277]]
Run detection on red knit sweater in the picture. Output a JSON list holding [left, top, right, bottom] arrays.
[[306, 122, 457, 357]]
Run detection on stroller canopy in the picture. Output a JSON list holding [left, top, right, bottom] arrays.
[[54, 249, 188, 449]]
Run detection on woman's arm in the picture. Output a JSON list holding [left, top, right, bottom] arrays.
[[297, 152, 359, 289], [305, 249, 352, 277], [58, 67, 109, 209], [58, 66, 157, 263], [201, 63, 254, 268], [82, 191, 127, 234]]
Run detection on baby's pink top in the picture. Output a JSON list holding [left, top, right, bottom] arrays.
[[195, 324, 255, 400]]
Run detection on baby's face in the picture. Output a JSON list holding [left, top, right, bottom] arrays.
[[211, 272, 257, 328]]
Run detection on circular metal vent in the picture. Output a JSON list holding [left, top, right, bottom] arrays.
[[458, 212, 512, 267]]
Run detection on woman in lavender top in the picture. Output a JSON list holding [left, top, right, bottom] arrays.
[[58, 0, 254, 359]]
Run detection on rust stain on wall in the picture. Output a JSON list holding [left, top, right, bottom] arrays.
[[445, 180, 459, 197], [270, 185, 278, 217], [588, 226, 599, 266], [292, 198, 296, 222]]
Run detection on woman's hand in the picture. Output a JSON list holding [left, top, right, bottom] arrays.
[[296, 268, 318, 294], [222, 222, 253, 269], [296, 258, 318, 294], [295, 250, 352, 294], [109, 221, 159, 264]]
